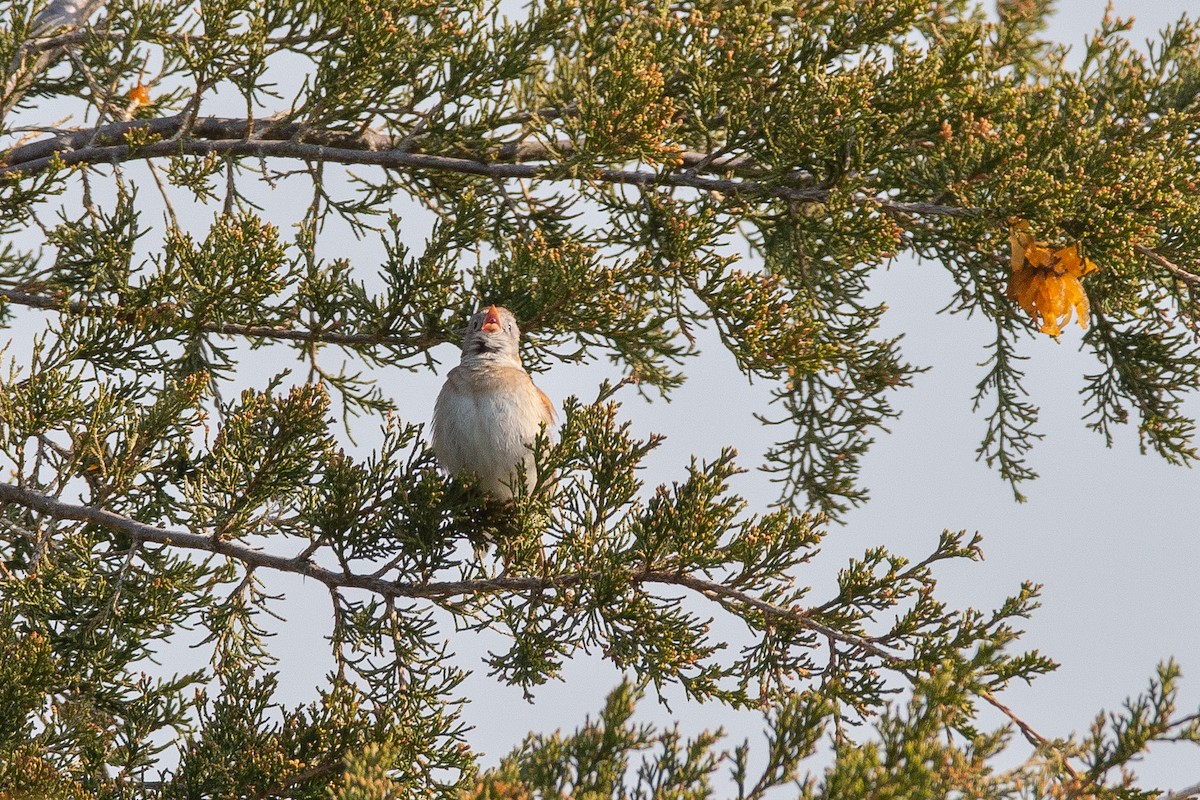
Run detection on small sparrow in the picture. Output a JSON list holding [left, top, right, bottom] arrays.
[[432, 305, 556, 501], [8, 0, 105, 73], [30, 0, 104, 33]]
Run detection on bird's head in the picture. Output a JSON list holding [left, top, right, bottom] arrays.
[[461, 304, 523, 364]]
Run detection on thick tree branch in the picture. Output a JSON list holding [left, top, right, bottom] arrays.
[[0, 116, 783, 174], [0, 478, 562, 597], [0, 476, 1078, 769], [0, 114, 976, 217], [0, 485, 1096, 789], [3, 117, 1187, 291], [8, 27, 327, 55], [0, 479, 896, 658]]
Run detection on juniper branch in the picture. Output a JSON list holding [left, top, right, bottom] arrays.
[[1160, 781, 1200, 800], [0, 479, 895, 656], [0, 287, 441, 349], [0, 477, 1076, 768], [980, 689, 1081, 780], [0, 115, 974, 216], [1135, 244, 1200, 287], [4, 117, 1187, 288]]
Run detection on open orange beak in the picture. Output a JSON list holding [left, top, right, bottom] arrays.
[[481, 305, 502, 333]]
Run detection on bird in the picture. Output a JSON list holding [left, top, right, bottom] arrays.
[[7, 0, 106, 91], [29, 0, 104, 35], [431, 305, 557, 502]]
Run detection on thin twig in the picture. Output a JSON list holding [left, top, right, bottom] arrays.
[[0, 287, 443, 350], [291, 536, 326, 565], [1135, 244, 1200, 287], [642, 570, 899, 661], [1160, 781, 1200, 800], [980, 689, 1081, 780], [145, 160, 179, 228], [13, 28, 327, 55]]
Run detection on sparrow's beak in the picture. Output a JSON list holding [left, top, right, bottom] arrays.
[[481, 305, 502, 333]]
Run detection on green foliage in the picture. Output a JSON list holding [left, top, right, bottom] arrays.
[[1, 0, 1199, 797]]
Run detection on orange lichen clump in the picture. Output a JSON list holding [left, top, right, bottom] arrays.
[[1005, 220, 1098, 337], [128, 83, 151, 107]]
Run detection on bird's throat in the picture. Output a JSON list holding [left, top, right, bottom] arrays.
[[470, 339, 501, 356]]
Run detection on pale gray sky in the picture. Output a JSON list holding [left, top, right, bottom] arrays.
[[426, 1, 1200, 790], [198, 0, 1200, 790], [4, 0, 1198, 792]]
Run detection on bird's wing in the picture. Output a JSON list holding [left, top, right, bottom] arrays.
[[534, 382, 557, 426]]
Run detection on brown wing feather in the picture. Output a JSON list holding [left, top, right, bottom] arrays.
[[534, 382, 556, 425]]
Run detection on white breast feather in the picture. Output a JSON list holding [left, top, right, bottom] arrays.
[[432, 370, 550, 499]]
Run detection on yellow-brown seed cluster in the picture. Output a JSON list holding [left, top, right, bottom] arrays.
[[1005, 220, 1098, 337]]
